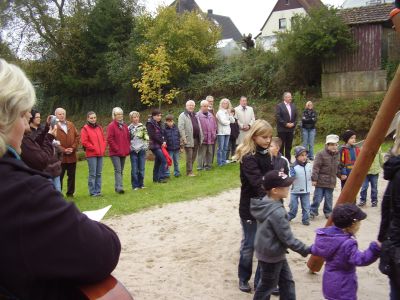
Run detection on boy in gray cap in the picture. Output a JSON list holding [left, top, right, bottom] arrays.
[[310, 134, 341, 219]]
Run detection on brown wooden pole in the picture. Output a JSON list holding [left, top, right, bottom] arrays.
[[307, 10, 400, 272]]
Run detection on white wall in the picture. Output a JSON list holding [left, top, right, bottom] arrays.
[[261, 8, 306, 36]]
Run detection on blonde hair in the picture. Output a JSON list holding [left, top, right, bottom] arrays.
[[112, 107, 123, 120], [305, 101, 313, 109], [129, 111, 140, 119], [234, 119, 273, 162], [219, 98, 232, 111], [0, 59, 36, 157]]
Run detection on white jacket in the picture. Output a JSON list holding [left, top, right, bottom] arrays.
[[216, 109, 234, 135]]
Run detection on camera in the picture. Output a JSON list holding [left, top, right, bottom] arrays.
[[49, 115, 59, 128]]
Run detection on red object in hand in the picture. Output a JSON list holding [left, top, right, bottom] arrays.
[[161, 147, 172, 167]]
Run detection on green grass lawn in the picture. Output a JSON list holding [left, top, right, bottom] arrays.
[[69, 140, 393, 218], [69, 156, 240, 217]]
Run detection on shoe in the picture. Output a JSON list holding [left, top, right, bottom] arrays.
[[239, 281, 251, 293], [188, 173, 196, 177], [91, 193, 102, 197], [115, 189, 124, 194], [158, 179, 168, 183], [133, 187, 139, 191], [271, 287, 280, 296], [225, 159, 231, 164], [358, 201, 366, 207], [372, 202, 378, 207], [66, 193, 74, 198], [324, 213, 331, 219], [310, 213, 315, 220], [140, 186, 146, 189], [174, 174, 181, 177], [303, 220, 310, 226], [196, 167, 203, 171]]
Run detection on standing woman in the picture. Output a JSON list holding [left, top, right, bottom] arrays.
[[146, 109, 167, 183], [301, 101, 317, 160], [81, 111, 106, 197], [234, 119, 274, 293], [216, 98, 235, 166], [128, 111, 149, 190], [378, 124, 400, 299], [107, 107, 130, 194]]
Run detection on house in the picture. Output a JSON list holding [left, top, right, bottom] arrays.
[[170, 0, 243, 56], [342, 0, 393, 9], [321, 3, 396, 98], [256, 0, 323, 50]]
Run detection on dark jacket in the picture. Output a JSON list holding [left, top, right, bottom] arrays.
[[378, 156, 400, 242], [276, 102, 298, 133], [239, 148, 273, 220], [146, 118, 165, 151], [230, 118, 240, 140], [312, 147, 341, 189], [271, 154, 289, 175], [163, 125, 180, 151], [312, 226, 380, 300], [301, 108, 317, 129], [0, 151, 121, 299], [251, 196, 310, 263], [21, 129, 55, 172]]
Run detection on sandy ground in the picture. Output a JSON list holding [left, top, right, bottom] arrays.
[[106, 175, 389, 299]]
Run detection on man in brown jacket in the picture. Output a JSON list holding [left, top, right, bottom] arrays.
[[55, 107, 79, 197]]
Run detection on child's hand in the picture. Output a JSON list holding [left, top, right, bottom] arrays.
[[341, 175, 347, 180], [376, 241, 382, 248]]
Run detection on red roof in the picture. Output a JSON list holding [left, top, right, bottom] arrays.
[[339, 3, 395, 25]]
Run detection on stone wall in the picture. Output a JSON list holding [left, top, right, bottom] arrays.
[[321, 70, 387, 98]]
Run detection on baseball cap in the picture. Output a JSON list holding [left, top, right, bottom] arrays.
[[262, 170, 295, 191], [325, 134, 339, 144], [294, 146, 308, 157], [332, 204, 367, 228]]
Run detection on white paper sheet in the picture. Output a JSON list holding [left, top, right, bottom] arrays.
[[83, 205, 112, 221]]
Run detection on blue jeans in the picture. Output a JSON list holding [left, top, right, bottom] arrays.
[[130, 150, 146, 188], [310, 187, 333, 216], [254, 259, 296, 300], [217, 135, 230, 166], [52, 176, 61, 192], [239, 219, 260, 288], [302, 128, 316, 159], [166, 150, 180, 177], [87, 156, 103, 195], [288, 193, 310, 223], [360, 174, 378, 204], [151, 148, 167, 182], [110, 156, 126, 191]]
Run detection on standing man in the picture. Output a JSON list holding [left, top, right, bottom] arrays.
[[276, 92, 298, 162], [197, 100, 217, 170], [235, 96, 255, 145], [178, 100, 204, 176], [55, 107, 79, 197]]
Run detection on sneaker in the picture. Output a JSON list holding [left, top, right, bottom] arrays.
[[174, 174, 181, 177], [188, 173, 196, 177], [140, 186, 146, 189], [310, 213, 315, 220], [115, 189, 125, 194], [372, 202, 378, 207], [133, 187, 139, 191], [225, 160, 231, 164], [239, 281, 251, 293], [358, 201, 366, 207], [303, 220, 310, 226]]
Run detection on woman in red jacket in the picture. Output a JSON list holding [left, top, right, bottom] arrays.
[[81, 111, 106, 196], [107, 107, 130, 194]]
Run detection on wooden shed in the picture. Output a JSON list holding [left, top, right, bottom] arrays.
[[321, 3, 397, 98]]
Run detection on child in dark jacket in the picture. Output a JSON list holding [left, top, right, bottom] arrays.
[[164, 114, 181, 177], [227, 108, 239, 161], [269, 137, 290, 175], [311, 204, 381, 300], [250, 170, 311, 300], [339, 130, 361, 189]]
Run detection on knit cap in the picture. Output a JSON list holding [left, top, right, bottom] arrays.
[[341, 130, 356, 143]]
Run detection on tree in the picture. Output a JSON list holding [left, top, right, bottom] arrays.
[[133, 45, 179, 109], [274, 6, 354, 88], [135, 6, 221, 87]]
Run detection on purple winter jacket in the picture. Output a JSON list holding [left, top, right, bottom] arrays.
[[197, 111, 217, 145], [311, 226, 380, 300]]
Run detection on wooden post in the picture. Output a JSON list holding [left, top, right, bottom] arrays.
[[307, 9, 400, 272]]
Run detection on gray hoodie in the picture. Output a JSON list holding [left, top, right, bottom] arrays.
[[250, 196, 311, 263]]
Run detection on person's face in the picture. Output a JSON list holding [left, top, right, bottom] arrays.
[[284, 93, 292, 103], [240, 97, 247, 106], [272, 186, 290, 199], [297, 151, 308, 163], [186, 102, 195, 112], [221, 100, 229, 109], [114, 111, 123, 122], [253, 134, 271, 149], [87, 113, 96, 124], [32, 113, 41, 126], [131, 115, 140, 124], [207, 98, 214, 107], [201, 101, 209, 113], [347, 135, 356, 146], [166, 120, 174, 127], [327, 143, 338, 153], [56, 109, 66, 122], [153, 114, 162, 122], [306, 102, 313, 109], [8, 111, 31, 154], [269, 142, 279, 156]]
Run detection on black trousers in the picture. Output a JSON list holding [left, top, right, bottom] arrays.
[[278, 131, 294, 162], [61, 162, 76, 196]]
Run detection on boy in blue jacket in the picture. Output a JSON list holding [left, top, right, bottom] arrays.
[[288, 146, 312, 225], [164, 115, 181, 177]]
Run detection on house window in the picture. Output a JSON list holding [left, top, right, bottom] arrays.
[[279, 18, 287, 30], [285, 0, 289, 4]]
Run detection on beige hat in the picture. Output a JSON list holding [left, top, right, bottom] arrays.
[[326, 134, 339, 144]]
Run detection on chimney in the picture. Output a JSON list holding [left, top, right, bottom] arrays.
[[207, 9, 213, 15]]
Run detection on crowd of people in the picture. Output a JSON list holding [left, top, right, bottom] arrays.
[[1, 58, 400, 299]]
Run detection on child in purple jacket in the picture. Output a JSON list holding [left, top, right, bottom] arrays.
[[311, 204, 381, 300]]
